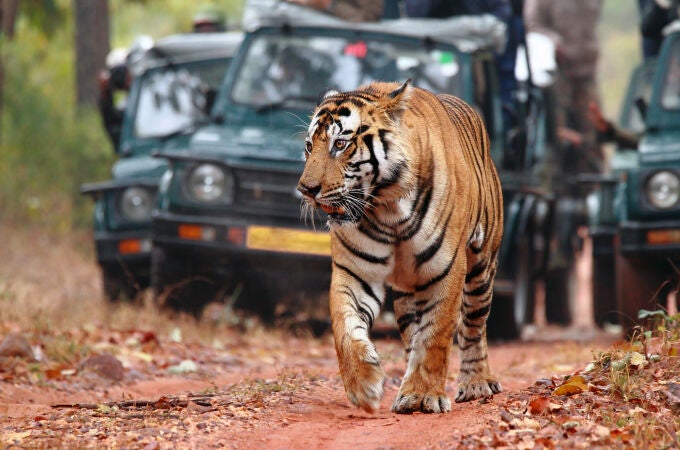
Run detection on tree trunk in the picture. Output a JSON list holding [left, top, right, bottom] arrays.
[[1, 0, 18, 38], [0, 0, 19, 145], [73, 0, 109, 108]]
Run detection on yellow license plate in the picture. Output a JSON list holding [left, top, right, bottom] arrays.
[[246, 226, 331, 256]]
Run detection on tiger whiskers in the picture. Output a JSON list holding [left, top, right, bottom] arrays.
[[342, 190, 372, 222], [300, 200, 317, 231]]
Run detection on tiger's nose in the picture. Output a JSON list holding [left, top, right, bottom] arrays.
[[297, 182, 321, 198]]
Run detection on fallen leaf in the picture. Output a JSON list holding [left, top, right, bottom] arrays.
[[167, 359, 198, 374], [594, 424, 610, 438], [629, 352, 647, 368], [169, 328, 182, 343], [529, 396, 550, 415], [561, 420, 580, 429], [552, 375, 587, 396], [510, 417, 541, 430]]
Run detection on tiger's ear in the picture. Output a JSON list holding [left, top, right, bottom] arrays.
[[379, 79, 411, 123], [317, 88, 339, 105]]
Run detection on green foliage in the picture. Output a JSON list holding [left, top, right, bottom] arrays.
[[0, 0, 243, 231], [109, 0, 244, 47], [599, 0, 642, 118], [0, 17, 115, 231], [19, 0, 64, 37]]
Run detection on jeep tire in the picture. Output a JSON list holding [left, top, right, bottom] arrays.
[[592, 252, 617, 327], [101, 264, 142, 302], [487, 235, 535, 340], [151, 246, 218, 316], [615, 252, 672, 337], [544, 264, 576, 325]]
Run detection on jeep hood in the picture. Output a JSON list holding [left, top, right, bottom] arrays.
[[639, 130, 680, 165], [188, 124, 305, 165], [111, 133, 194, 180], [111, 155, 168, 180]]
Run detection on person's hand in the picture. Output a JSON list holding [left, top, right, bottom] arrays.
[[557, 126, 583, 147], [97, 70, 111, 93], [588, 102, 610, 134]]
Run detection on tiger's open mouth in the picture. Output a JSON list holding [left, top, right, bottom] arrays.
[[318, 203, 354, 223], [319, 203, 346, 215]]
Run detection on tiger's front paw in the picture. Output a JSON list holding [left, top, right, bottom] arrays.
[[455, 376, 502, 403], [340, 341, 386, 413], [391, 392, 451, 414]]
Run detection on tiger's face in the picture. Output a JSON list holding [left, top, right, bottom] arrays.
[[297, 82, 412, 225]]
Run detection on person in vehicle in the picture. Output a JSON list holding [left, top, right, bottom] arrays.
[[588, 102, 641, 150], [192, 5, 228, 32], [403, 0, 520, 139], [641, 0, 679, 59], [524, 0, 605, 173], [97, 49, 131, 151], [284, 0, 384, 22]]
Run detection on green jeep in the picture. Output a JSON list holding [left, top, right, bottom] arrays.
[[81, 32, 242, 302], [151, 8, 577, 338], [588, 30, 680, 334]]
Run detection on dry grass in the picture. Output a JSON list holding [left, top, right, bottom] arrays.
[[0, 222, 276, 354]]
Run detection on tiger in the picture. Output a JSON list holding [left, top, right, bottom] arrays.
[[297, 80, 503, 414]]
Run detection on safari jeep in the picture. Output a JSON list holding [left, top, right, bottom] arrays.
[[584, 58, 656, 327], [150, 8, 512, 316], [81, 32, 242, 301], [151, 5, 576, 338], [588, 30, 680, 334]]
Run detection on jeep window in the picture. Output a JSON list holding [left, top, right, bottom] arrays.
[[230, 33, 463, 107], [661, 39, 680, 110], [134, 59, 229, 138]]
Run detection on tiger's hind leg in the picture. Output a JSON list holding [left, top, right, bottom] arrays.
[[455, 249, 502, 402]]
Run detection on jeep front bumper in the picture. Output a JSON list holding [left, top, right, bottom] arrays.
[[619, 219, 680, 257], [152, 211, 332, 277]]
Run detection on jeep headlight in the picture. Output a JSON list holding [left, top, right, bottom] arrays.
[[187, 163, 233, 203], [646, 170, 680, 209], [119, 187, 154, 221]]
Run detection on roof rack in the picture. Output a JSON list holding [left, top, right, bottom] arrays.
[[242, 0, 506, 54], [128, 32, 244, 76]]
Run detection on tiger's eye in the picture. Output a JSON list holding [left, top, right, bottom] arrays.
[[305, 140, 312, 153], [334, 139, 348, 150]]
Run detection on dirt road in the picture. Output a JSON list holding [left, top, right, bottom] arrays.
[[0, 324, 619, 449], [4, 224, 677, 449]]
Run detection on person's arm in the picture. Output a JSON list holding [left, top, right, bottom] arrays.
[[588, 102, 640, 149], [641, 0, 680, 38], [523, 0, 562, 48], [286, 0, 384, 21], [333, 0, 384, 21], [97, 70, 124, 149]]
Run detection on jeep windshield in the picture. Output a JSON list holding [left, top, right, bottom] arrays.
[[229, 31, 464, 109], [133, 59, 229, 138], [661, 37, 680, 110]]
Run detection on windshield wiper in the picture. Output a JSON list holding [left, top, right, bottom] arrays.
[[254, 95, 319, 113]]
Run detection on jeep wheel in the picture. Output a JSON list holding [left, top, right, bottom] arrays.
[[615, 253, 672, 337], [235, 276, 277, 322], [487, 236, 535, 340], [544, 264, 577, 325], [592, 252, 617, 327], [151, 247, 218, 316], [101, 265, 141, 302]]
